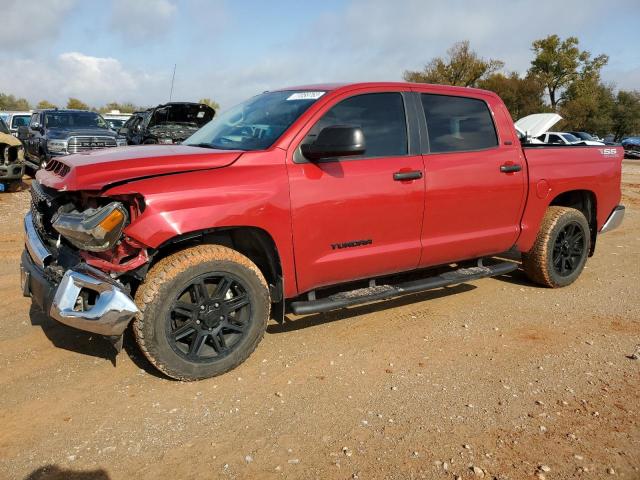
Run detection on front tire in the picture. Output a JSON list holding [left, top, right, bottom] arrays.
[[522, 206, 590, 288], [133, 245, 270, 380]]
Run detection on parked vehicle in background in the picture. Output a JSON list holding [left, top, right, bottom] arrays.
[[622, 137, 640, 158], [119, 102, 215, 145], [0, 117, 25, 191], [17, 109, 127, 173], [567, 131, 605, 145], [537, 131, 601, 145], [514, 113, 562, 144], [0, 111, 32, 136], [21, 82, 624, 380], [102, 110, 132, 132]]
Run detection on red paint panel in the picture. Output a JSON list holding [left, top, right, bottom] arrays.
[[104, 150, 300, 298], [517, 146, 623, 252], [287, 156, 425, 293]]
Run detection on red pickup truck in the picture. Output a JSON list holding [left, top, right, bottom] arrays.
[[21, 82, 625, 380]]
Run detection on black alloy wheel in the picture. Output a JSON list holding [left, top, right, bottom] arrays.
[[552, 221, 586, 277], [167, 272, 252, 362]]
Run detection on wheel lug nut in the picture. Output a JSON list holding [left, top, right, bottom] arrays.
[[214, 303, 219, 308], [200, 306, 205, 310], [196, 320, 200, 324], [219, 315, 224, 321]]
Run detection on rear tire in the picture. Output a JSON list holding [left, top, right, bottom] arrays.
[[522, 206, 590, 288], [133, 245, 270, 380]]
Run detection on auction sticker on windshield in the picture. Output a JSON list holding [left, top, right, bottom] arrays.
[[287, 91, 325, 101]]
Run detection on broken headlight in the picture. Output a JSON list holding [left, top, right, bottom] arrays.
[[52, 202, 128, 252]]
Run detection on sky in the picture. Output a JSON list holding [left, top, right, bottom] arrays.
[[1, 0, 638, 110]]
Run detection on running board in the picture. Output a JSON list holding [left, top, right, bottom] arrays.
[[290, 262, 518, 315]]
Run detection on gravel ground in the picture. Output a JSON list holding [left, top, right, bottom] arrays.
[[0, 163, 638, 480]]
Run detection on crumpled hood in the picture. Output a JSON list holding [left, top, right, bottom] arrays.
[[0, 131, 22, 147], [36, 144, 243, 191]]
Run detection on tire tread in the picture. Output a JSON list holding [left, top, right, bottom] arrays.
[[133, 244, 270, 381]]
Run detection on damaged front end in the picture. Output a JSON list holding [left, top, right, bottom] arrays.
[[21, 181, 150, 344]]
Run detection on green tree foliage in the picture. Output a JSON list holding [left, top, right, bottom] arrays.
[[478, 72, 548, 120], [66, 98, 90, 110], [98, 102, 141, 114], [559, 77, 615, 136], [0, 93, 31, 110], [404, 40, 504, 87], [36, 100, 57, 109], [528, 35, 608, 109], [199, 98, 220, 111], [611, 90, 640, 141]]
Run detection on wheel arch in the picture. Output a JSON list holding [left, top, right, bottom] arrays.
[[548, 189, 597, 256], [153, 226, 284, 303]]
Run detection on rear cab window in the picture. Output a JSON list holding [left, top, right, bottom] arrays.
[[420, 94, 498, 153], [12, 115, 30, 129]]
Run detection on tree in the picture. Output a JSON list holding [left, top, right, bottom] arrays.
[[559, 77, 615, 136], [66, 98, 90, 110], [478, 72, 547, 120], [528, 35, 608, 109], [0, 93, 30, 110], [98, 102, 140, 114], [199, 98, 220, 111], [403, 41, 504, 87], [611, 90, 640, 141], [37, 100, 57, 109]]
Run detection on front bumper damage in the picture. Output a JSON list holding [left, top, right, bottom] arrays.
[[21, 212, 138, 336]]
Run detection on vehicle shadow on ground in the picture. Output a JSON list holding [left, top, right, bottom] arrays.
[[269, 283, 477, 334], [29, 305, 116, 361], [28, 305, 167, 379], [24, 465, 110, 479]]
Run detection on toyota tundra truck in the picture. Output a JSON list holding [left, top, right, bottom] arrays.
[[20, 82, 625, 380]]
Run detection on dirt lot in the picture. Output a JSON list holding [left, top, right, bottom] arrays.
[[0, 163, 638, 480]]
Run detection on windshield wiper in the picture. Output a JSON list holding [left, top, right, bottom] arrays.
[[186, 142, 247, 151], [187, 143, 218, 149]]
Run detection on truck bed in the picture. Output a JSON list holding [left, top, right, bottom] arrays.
[[516, 144, 623, 252]]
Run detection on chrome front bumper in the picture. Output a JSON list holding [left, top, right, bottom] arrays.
[[22, 212, 139, 336], [600, 205, 625, 234]]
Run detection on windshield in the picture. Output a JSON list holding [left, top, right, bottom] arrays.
[[183, 90, 326, 151], [0, 118, 9, 135], [106, 118, 126, 130], [44, 111, 108, 129], [561, 133, 580, 143], [12, 115, 30, 129], [572, 132, 593, 141]]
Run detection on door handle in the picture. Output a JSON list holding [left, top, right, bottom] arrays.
[[393, 170, 423, 181], [500, 164, 522, 173]]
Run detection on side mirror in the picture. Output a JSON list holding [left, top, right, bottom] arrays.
[[30, 122, 41, 131], [17, 126, 29, 139], [118, 127, 129, 135], [301, 125, 366, 161]]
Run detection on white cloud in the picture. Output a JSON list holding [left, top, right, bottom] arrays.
[[0, 52, 167, 107], [0, 0, 77, 51], [0, 0, 636, 111], [109, 0, 177, 41]]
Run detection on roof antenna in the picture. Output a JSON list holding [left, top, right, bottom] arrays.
[[169, 63, 176, 102]]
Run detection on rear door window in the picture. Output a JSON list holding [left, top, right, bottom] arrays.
[[420, 94, 498, 153]]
